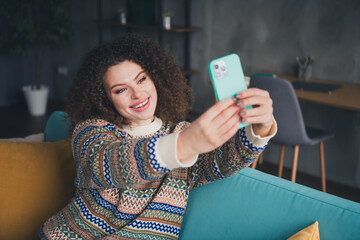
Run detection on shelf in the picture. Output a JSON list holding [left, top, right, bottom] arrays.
[[97, 19, 201, 33], [95, 0, 198, 84]]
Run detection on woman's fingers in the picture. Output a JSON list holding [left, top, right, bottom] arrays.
[[218, 115, 241, 144], [241, 114, 273, 125], [200, 97, 236, 122], [235, 87, 274, 137], [217, 110, 241, 135], [237, 93, 272, 109], [240, 103, 272, 120], [199, 111, 240, 150], [198, 97, 240, 133], [237, 88, 270, 99], [180, 97, 241, 156], [211, 103, 239, 129]]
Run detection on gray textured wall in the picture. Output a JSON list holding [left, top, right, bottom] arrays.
[[190, 0, 360, 112], [0, 0, 359, 188], [189, 0, 360, 188]]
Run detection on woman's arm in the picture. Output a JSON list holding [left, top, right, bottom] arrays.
[[72, 120, 177, 189], [187, 120, 276, 190], [177, 88, 274, 163], [176, 88, 275, 189], [177, 97, 242, 163]]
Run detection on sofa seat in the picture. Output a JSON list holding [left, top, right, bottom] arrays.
[[180, 168, 360, 239]]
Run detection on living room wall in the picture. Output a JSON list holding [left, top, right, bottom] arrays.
[[190, 0, 359, 112], [0, 0, 359, 188], [189, 0, 360, 189], [0, 0, 125, 107]]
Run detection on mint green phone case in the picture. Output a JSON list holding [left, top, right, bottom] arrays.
[[209, 53, 251, 128]]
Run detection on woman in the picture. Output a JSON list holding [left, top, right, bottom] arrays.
[[40, 34, 276, 240]]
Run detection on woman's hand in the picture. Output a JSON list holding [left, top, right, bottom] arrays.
[[177, 97, 241, 163], [177, 88, 274, 164], [235, 88, 274, 137]]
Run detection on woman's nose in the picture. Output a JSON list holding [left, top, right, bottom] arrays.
[[131, 87, 142, 99]]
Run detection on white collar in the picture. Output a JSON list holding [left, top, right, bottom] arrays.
[[121, 117, 163, 137]]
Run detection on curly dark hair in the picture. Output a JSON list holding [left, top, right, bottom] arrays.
[[66, 33, 193, 127]]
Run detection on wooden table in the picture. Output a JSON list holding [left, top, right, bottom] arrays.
[[247, 72, 360, 111], [274, 73, 360, 111]]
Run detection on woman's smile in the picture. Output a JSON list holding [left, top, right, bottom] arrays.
[[130, 97, 150, 111]]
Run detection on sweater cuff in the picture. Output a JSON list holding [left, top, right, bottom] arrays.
[[244, 116, 277, 149], [154, 132, 198, 170]]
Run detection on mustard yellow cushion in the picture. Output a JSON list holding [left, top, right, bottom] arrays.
[[288, 221, 320, 240], [0, 139, 76, 240]]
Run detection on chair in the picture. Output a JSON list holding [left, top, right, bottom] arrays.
[[250, 76, 334, 192]]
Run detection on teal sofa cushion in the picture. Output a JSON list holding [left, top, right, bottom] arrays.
[[180, 168, 360, 240], [44, 111, 71, 142]]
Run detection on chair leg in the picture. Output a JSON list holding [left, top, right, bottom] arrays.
[[278, 146, 285, 178], [251, 156, 258, 169], [258, 153, 264, 165], [291, 145, 299, 182], [251, 152, 264, 169], [320, 141, 327, 192]]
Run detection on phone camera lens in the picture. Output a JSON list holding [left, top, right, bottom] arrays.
[[214, 64, 219, 69], [221, 66, 226, 71]]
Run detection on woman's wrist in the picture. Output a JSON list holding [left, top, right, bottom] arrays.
[[252, 119, 275, 137], [177, 131, 196, 163]]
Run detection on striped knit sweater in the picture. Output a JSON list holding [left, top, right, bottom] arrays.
[[39, 117, 274, 240]]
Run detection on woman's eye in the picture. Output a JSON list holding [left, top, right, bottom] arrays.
[[115, 88, 126, 94], [138, 77, 146, 84]]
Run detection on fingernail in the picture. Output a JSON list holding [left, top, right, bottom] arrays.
[[236, 93, 242, 98], [240, 111, 246, 116], [233, 97, 240, 104], [236, 100, 243, 106]]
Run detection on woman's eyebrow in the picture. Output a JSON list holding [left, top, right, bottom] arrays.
[[134, 70, 146, 80], [110, 83, 124, 90]]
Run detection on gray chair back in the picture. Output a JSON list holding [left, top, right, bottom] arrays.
[[249, 76, 313, 146]]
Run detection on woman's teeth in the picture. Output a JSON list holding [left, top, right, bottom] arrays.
[[132, 98, 149, 109]]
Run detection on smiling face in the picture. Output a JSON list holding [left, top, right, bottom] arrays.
[[104, 61, 158, 127]]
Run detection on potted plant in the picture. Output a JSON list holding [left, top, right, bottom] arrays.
[[162, 12, 172, 30], [0, 0, 73, 116], [117, 8, 127, 25]]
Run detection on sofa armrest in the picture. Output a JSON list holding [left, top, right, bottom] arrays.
[[180, 168, 360, 239], [44, 111, 71, 142]]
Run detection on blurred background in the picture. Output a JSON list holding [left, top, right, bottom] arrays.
[[0, 0, 359, 197]]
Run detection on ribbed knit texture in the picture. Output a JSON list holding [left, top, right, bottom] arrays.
[[39, 119, 266, 239]]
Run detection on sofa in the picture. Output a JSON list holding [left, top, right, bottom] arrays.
[[1, 111, 359, 240]]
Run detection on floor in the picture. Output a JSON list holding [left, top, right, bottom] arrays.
[[1, 101, 360, 203]]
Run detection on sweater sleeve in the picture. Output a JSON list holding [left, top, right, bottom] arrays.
[[188, 119, 277, 190], [72, 119, 180, 189]]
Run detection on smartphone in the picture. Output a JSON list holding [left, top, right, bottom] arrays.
[[209, 53, 251, 128]]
